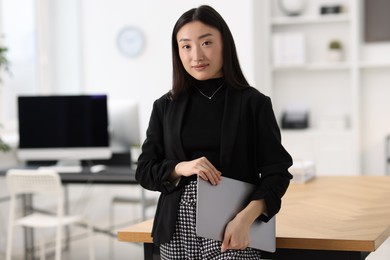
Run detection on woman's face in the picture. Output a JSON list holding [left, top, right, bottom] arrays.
[[177, 21, 223, 80]]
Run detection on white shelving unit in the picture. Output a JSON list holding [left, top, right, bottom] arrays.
[[272, 62, 352, 71], [271, 13, 351, 25], [260, 0, 361, 175], [359, 61, 390, 69]]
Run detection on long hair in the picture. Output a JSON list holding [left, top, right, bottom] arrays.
[[170, 5, 249, 99]]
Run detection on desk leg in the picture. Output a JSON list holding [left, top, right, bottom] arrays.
[[262, 249, 370, 260], [64, 185, 70, 251], [144, 243, 160, 260]]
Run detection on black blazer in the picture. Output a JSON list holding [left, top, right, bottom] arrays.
[[136, 85, 293, 245]]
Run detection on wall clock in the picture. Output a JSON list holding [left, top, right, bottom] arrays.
[[117, 26, 145, 58]]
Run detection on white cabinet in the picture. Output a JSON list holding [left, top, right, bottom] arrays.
[[258, 0, 360, 175]]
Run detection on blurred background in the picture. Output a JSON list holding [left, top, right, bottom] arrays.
[[1, 0, 390, 259]]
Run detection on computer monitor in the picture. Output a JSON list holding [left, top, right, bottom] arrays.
[[17, 94, 112, 165], [108, 99, 141, 152]]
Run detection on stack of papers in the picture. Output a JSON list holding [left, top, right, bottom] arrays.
[[289, 160, 316, 184]]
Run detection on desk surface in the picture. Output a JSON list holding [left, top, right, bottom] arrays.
[[0, 165, 138, 185], [118, 176, 390, 252]]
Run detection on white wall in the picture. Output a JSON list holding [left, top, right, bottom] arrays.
[[80, 0, 255, 142], [54, 0, 82, 94]]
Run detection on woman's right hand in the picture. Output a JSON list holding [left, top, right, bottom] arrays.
[[173, 157, 222, 185]]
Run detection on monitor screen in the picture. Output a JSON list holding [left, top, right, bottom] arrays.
[[17, 94, 112, 162]]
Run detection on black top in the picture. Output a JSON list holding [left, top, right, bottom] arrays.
[[182, 78, 226, 171]]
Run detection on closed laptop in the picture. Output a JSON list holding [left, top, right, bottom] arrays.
[[196, 175, 276, 252]]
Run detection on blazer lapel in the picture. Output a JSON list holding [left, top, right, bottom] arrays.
[[165, 93, 189, 160], [220, 87, 242, 174]]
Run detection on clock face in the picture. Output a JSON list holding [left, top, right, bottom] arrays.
[[117, 27, 145, 58]]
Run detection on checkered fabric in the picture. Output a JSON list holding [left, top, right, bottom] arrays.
[[159, 180, 262, 260]]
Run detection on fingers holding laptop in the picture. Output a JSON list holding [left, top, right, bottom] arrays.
[[174, 157, 221, 185], [221, 217, 251, 252]]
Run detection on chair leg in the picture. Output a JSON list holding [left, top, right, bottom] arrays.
[[86, 220, 95, 260], [109, 201, 114, 259], [38, 229, 46, 260], [5, 225, 13, 260], [6, 201, 15, 260], [55, 225, 62, 260]]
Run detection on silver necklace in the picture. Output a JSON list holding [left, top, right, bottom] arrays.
[[194, 82, 224, 100]]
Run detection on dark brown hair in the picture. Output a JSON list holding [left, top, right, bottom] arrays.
[[170, 5, 249, 99]]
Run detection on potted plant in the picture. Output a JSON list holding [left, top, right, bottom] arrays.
[[0, 45, 10, 152], [0, 125, 10, 152], [328, 39, 343, 62], [0, 46, 10, 81]]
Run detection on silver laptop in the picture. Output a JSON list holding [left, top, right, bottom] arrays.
[[196, 175, 276, 252]]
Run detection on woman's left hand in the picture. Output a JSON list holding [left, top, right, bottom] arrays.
[[220, 199, 266, 253], [220, 215, 251, 252]]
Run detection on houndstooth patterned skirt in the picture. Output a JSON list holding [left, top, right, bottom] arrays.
[[159, 180, 262, 260]]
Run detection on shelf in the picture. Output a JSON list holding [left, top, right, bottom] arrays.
[[359, 61, 390, 69], [272, 62, 352, 71], [273, 61, 390, 71], [271, 14, 350, 26], [282, 128, 353, 137]]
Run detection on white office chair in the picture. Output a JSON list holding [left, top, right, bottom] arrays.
[[5, 169, 95, 260]]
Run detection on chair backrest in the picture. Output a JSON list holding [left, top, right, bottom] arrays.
[[6, 169, 63, 197]]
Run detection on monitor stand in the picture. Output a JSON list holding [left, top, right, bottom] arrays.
[[39, 159, 83, 173]]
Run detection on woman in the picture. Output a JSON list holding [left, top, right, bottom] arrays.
[[136, 5, 293, 259]]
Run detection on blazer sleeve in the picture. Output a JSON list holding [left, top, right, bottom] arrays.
[[135, 97, 180, 194], [250, 96, 293, 221]]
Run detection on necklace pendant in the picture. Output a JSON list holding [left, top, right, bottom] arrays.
[[194, 81, 224, 100]]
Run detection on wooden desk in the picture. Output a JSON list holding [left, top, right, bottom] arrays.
[[118, 176, 390, 260]]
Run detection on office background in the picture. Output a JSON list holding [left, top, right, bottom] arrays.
[[1, 0, 390, 259], [1, 0, 390, 175]]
